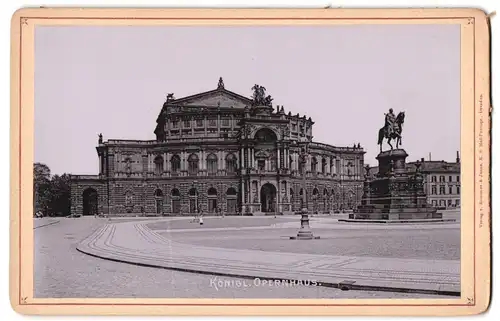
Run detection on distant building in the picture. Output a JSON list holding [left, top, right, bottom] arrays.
[[369, 151, 461, 209], [70, 78, 365, 216], [407, 152, 461, 209]]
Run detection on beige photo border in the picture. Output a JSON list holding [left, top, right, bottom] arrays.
[[9, 7, 491, 316]]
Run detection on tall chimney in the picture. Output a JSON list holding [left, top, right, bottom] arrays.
[[429, 152, 432, 161], [456, 151, 460, 163]]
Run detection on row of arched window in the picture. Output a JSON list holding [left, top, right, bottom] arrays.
[[153, 186, 238, 198], [153, 153, 238, 175]]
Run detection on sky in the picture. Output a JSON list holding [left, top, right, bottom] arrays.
[[34, 24, 460, 175]]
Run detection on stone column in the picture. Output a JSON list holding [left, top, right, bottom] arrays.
[[217, 114, 221, 136], [182, 152, 187, 172], [277, 148, 281, 169], [251, 148, 254, 169], [163, 152, 167, 172], [166, 152, 171, 171], [200, 150, 205, 171], [240, 149, 244, 170], [221, 151, 226, 170], [326, 157, 331, 175], [99, 155, 102, 174]]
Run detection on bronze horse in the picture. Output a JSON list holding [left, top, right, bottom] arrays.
[[377, 111, 405, 152]]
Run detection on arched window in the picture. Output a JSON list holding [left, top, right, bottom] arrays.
[[322, 158, 327, 174], [171, 188, 180, 197], [226, 153, 237, 174], [207, 153, 218, 175], [170, 154, 181, 174], [208, 187, 218, 196], [226, 187, 237, 196], [311, 157, 318, 173], [188, 153, 199, 175], [154, 155, 164, 175], [254, 128, 277, 143]]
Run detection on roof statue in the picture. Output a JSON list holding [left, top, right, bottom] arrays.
[[166, 93, 175, 102], [377, 109, 406, 153], [251, 84, 273, 107], [217, 77, 225, 89]]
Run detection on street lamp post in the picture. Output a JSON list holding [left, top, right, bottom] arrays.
[[291, 143, 319, 240]]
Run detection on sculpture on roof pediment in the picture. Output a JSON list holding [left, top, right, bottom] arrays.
[[251, 84, 273, 107], [166, 93, 175, 102], [217, 77, 225, 89], [264, 95, 273, 106]]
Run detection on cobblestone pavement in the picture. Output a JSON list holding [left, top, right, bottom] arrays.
[[35, 218, 448, 298], [146, 216, 296, 230], [159, 224, 460, 260]]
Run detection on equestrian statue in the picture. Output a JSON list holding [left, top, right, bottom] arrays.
[[377, 108, 405, 153]]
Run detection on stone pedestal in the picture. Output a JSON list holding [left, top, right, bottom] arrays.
[[351, 149, 443, 222]]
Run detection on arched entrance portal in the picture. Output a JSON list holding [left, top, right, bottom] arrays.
[[260, 183, 277, 213], [207, 187, 218, 213], [82, 188, 98, 216]]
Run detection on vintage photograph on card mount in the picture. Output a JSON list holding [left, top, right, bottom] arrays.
[[10, 8, 490, 316]]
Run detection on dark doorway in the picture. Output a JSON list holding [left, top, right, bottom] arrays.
[[171, 188, 181, 214], [207, 187, 218, 213], [260, 183, 277, 213], [82, 188, 98, 216], [226, 187, 237, 213]]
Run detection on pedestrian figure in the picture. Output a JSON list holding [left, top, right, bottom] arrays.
[[199, 215, 204, 226]]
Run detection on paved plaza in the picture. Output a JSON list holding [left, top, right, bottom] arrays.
[[34, 215, 459, 298]]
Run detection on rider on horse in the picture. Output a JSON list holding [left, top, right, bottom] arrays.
[[378, 109, 405, 152], [384, 108, 396, 137]]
